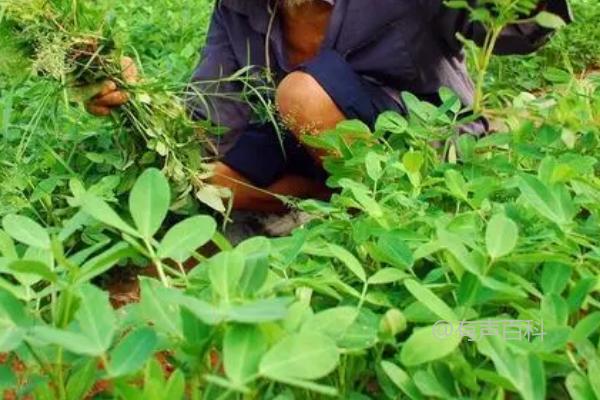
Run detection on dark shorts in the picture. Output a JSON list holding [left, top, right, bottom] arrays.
[[221, 49, 403, 188]]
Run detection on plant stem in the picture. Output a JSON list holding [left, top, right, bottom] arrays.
[[56, 348, 66, 400], [144, 238, 170, 287], [357, 281, 368, 310], [176, 261, 189, 286], [473, 26, 503, 114], [191, 375, 202, 400], [58, 289, 74, 328]]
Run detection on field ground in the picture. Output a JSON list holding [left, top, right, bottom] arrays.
[[1, 0, 600, 399]]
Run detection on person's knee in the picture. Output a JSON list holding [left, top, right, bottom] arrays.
[[276, 71, 345, 136]]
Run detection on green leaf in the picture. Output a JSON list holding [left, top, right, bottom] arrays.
[[535, 11, 566, 29], [477, 336, 546, 400], [403, 151, 424, 173], [473, 368, 515, 390], [66, 360, 98, 400], [365, 152, 383, 181], [142, 359, 169, 399], [68, 240, 111, 266], [540, 262, 571, 295], [0, 289, 29, 352], [202, 374, 250, 394], [8, 260, 58, 283], [259, 331, 339, 381], [375, 111, 408, 135], [542, 68, 572, 86], [59, 210, 94, 242], [456, 132, 476, 159], [31, 326, 99, 356], [541, 294, 569, 327], [517, 353, 546, 400], [166, 290, 224, 326], [207, 250, 245, 302], [129, 168, 171, 238], [76, 242, 134, 284], [413, 370, 453, 398], [2, 215, 50, 249], [400, 325, 461, 366], [226, 298, 292, 323], [181, 308, 211, 353], [438, 229, 483, 276], [195, 185, 227, 213], [224, 324, 267, 385], [479, 275, 527, 299], [404, 279, 458, 322], [75, 284, 117, 355], [139, 278, 183, 335], [337, 308, 380, 350], [518, 174, 573, 225], [485, 214, 519, 259], [444, 170, 469, 202], [339, 179, 384, 219], [157, 216, 216, 262], [0, 365, 17, 390], [380, 361, 423, 400], [401, 92, 437, 121], [327, 243, 366, 282], [81, 193, 139, 237], [302, 306, 358, 341], [368, 268, 409, 285], [16, 247, 54, 287], [0, 324, 24, 353], [108, 328, 158, 377], [164, 370, 186, 400], [374, 232, 414, 269], [567, 277, 596, 312], [236, 237, 271, 296], [0, 230, 17, 259], [566, 372, 596, 400], [336, 119, 371, 134], [570, 312, 600, 344], [589, 360, 600, 400]]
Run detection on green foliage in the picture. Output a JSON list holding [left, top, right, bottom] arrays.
[[485, 0, 600, 102], [446, 0, 544, 112], [0, 0, 221, 222], [0, 0, 599, 398], [1, 66, 599, 396]]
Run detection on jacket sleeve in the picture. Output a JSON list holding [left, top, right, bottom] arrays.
[[187, 3, 251, 142], [426, 0, 573, 55]]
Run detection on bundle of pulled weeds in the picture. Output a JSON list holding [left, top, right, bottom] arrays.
[[0, 0, 231, 212]]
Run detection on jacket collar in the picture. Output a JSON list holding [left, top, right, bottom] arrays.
[[219, 0, 271, 33]]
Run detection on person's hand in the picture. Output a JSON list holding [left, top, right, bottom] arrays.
[[86, 57, 139, 117]]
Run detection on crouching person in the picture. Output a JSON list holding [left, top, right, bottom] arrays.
[[88, 0, 571, 235]]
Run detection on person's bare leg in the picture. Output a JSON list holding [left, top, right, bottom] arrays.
[[210, 72, 344, 212], [276, 71, 346, 164], [211, 162, 330, 213]]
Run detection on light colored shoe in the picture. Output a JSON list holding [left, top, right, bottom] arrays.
[[261, 211, 315, 237], [222, 211, 265, 245], [222, 210, 315, 245]]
